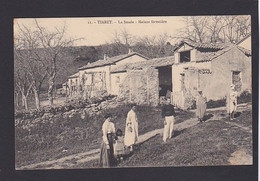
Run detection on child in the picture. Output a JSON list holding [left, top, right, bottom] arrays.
[[114, 129, 125, 162]]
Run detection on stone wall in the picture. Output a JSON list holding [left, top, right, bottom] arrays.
[[146, 68, 160, 106], [118, 68, 159, 106]]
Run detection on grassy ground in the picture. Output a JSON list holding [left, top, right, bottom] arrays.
[[15, 104, 194, 168], [68, 106, 252, 169], [115, 108, 252, 167]]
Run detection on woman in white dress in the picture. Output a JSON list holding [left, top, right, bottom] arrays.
[[124, 104, 138, 152], [196, 90, 207, 122], [226, 84, 238, 120]]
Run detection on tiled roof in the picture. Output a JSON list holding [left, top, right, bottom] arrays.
[[78, 52, 149, 70], [196, 45, 251, 62], [177, 40, 230, 50], [111, 56, 174, 73]]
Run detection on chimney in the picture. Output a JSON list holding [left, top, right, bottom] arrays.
[[128, 47, 133, 54], [104, 54, 108, 60]]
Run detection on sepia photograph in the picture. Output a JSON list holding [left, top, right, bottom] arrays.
[[14, 16, 253, 170]]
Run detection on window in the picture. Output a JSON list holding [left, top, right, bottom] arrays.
[[180, 73, 185, 91], [232, 71, 242, 91], [116, 76, 120, 83], [180, 51, 191, 63]]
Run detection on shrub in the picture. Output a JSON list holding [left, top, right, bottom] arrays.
[[206, 90, 252, 109], [237, 90, 252, 104], [206, 98, 226, 109]]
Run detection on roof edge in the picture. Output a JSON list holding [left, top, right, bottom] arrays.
[[236, 33, 251, 45], [78, 52, 149, 70]]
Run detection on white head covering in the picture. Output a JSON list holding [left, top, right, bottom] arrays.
[[230, 84, 235, 89]]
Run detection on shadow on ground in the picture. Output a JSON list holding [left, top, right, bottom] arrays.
[[172, 129, 185, 138], [203, 114, 214, 121], [234, 112, 242, 118]]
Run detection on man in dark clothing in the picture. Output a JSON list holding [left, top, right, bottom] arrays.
[[161, 98, 175, 142]]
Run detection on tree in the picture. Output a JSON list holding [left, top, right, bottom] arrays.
[[14, 82, 20, 108], [175, 15, 251, 44], [14, 24, 47, 110], [14, 19, 77, 108], [220, 15, 251, 43], [176, 16, 209, 43], [111, 28, 134, 46], [14, 54, 33, 110], [32, 20, 76, 106], [135, 32, 172, 58]]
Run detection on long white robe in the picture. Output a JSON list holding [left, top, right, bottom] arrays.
[[196, 95, 207, 119], [226, 90, 238, 113], [124, 110, 138, 147]]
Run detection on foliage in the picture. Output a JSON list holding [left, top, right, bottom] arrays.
[[206, 98, 227, 109], [237, 90, 252, 104], [206, 90, 252, 109]]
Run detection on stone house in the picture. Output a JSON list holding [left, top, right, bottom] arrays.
[[110, 40, 251, 108], [75, 51, 148, 99], [172, 40, 251, 108]]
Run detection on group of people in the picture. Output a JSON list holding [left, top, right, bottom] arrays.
[[99, 104, 138, 168], [195, 84, 238, 122], [99, 84, 238, 167]]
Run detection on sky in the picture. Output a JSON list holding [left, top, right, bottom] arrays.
[[14, 16, 186, 46]]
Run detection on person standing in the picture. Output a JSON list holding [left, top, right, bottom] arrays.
[[99, 113, 116, 168], [227, 84, 238, 120], [124, 104, 138, 152], [114, 129, 125, 162], [161, 98, 175, 143], [196, 90, 207, 122]]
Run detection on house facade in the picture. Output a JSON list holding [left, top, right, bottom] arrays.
[[72, 51, 148, 100], [110, 40, 251, 108], [111, 56, 174, 106], [171, 40, 251, 108], [64, 36, 251, 108]]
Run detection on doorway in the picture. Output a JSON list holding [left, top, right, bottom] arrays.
[[158, 66, 172, 97]]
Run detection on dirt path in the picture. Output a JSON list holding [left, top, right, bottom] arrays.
[[17, 103, 252, 170], [228, 149, 252, 165]]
